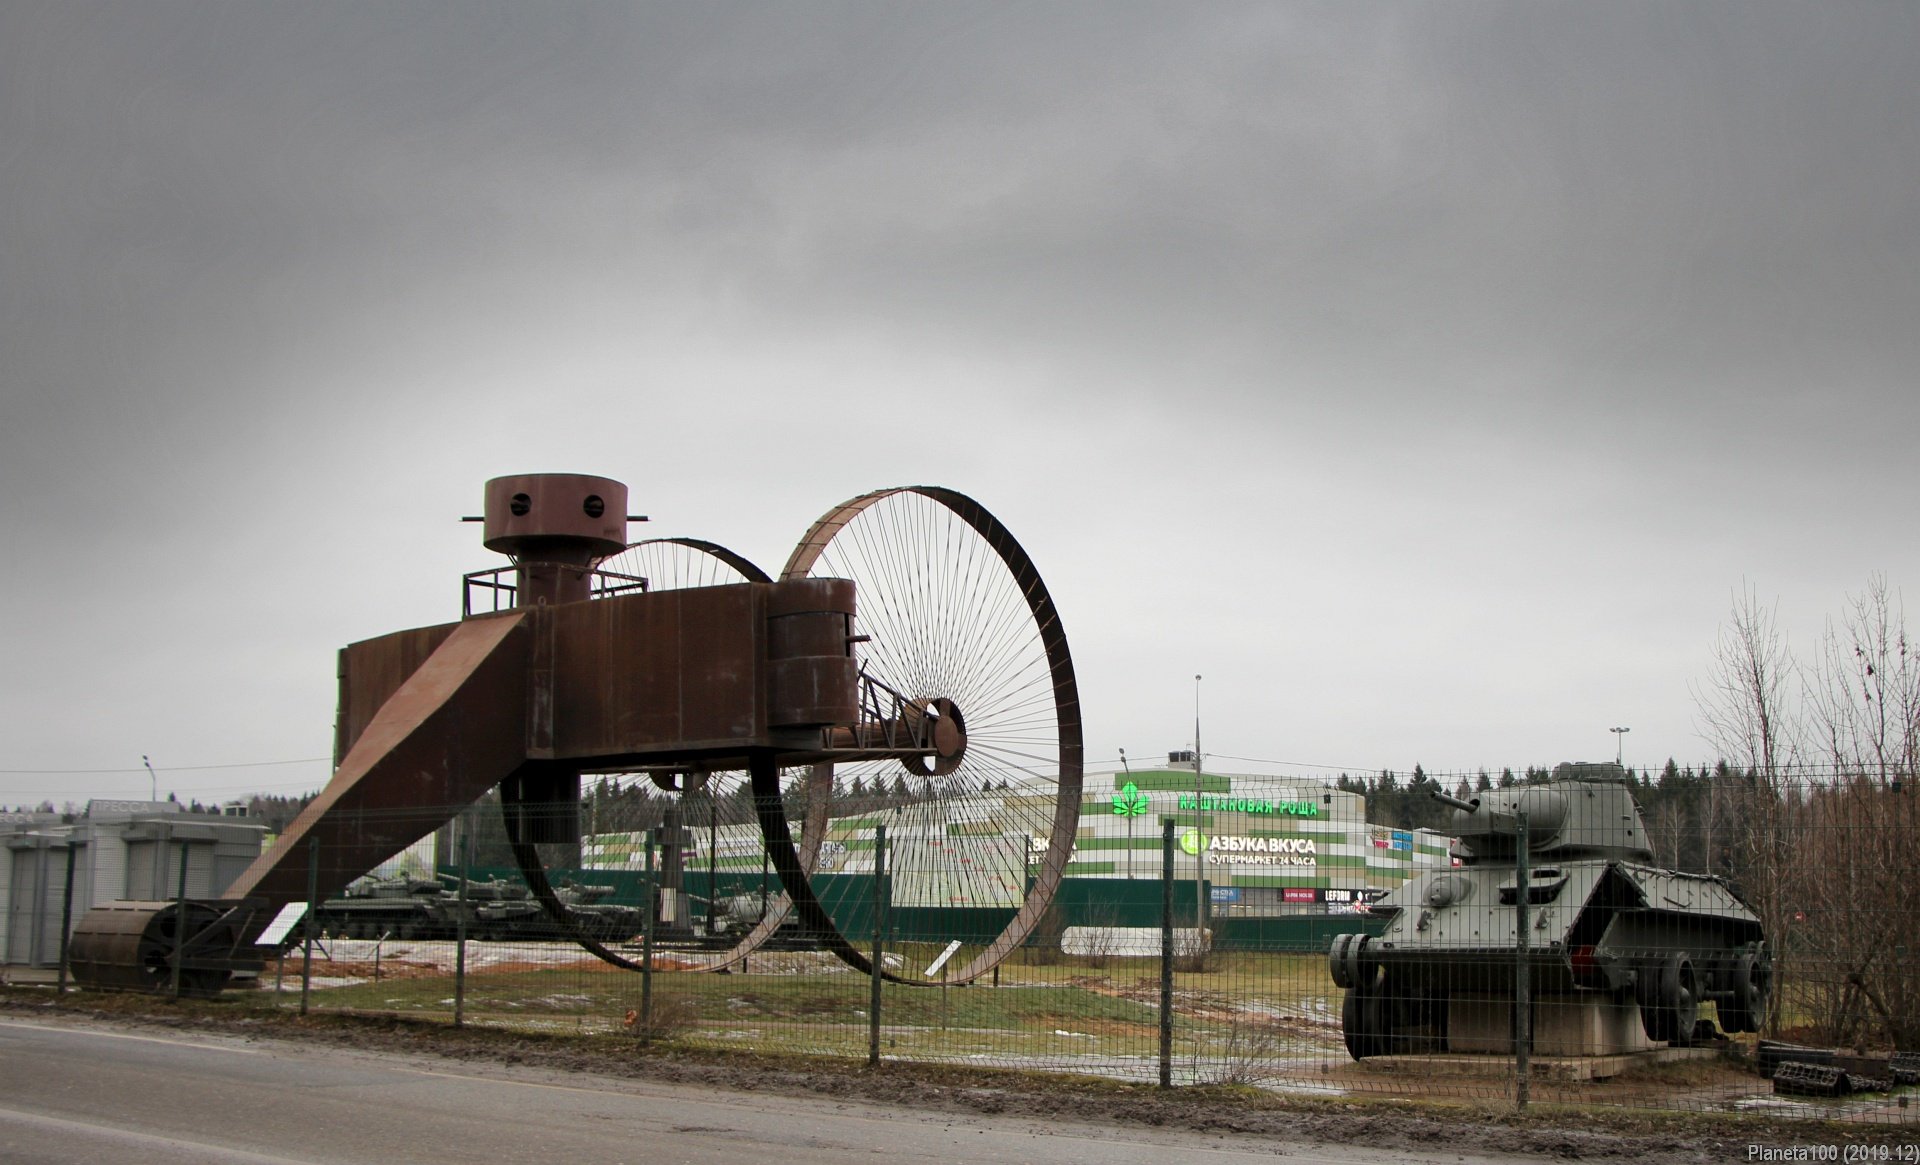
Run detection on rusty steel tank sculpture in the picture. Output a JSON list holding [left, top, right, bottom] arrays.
[[68, 474, 1083, 993], [1329, 763, 1769, 1059]]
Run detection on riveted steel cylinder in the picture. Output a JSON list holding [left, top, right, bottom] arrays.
[[766, 578, 859, 728]]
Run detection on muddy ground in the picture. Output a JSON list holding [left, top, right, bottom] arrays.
[[2, 989, 1910, 1162]]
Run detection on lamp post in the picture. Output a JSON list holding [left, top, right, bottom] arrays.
[[1610, 726, 1630, 766], [1193, 674, 1205, 944]]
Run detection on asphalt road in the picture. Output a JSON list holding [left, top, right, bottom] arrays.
[[0, 1016, 1528, 1165]]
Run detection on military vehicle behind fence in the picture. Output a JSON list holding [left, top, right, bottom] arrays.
[[471, 879, 645, 943], [1329, 762, 1770, 1059], [314, 874, 466, 940], [314, 874, 642, 943]]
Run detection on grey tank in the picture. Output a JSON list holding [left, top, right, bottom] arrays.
[[1328, 763, 1770, 1059]]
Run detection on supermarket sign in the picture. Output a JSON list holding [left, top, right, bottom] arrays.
[[1186, 832, 1319, 867], [1176, 794, 1318, 817]]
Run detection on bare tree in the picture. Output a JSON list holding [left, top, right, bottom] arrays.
[[1694, 583, 1801, 777], [1647, 799, 1688, 870], [1806, 573, 1920, 784], [1693, 584, 1803, 1031], [1790, 777, 1920, 1050], [1696, 578, 1920, 1043], [1786, 578, 1920, 1049]]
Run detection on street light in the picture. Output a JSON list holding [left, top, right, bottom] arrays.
[[1193, 674, 1205, 943], [1610, 727, 1630, 766]]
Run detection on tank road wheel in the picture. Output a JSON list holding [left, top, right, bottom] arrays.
[[774, 487, 1084, 985], [1341, 964, 1391, 1060], [1639, 953, 1700, 1045], [1329, 932, 1370, 989], [1722, 943, 1771, 1034], [1329, 933, 1354, 987], [1342, 988, 1376, 1059]]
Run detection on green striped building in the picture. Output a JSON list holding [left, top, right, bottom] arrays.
[[581, 761, 1449, 919]]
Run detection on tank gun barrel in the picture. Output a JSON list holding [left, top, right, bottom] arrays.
[[1430, 789, 1480, 814], [1431, 787, 1529, 836]]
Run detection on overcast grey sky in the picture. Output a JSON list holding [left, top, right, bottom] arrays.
[[3, 3, 1916, 809]]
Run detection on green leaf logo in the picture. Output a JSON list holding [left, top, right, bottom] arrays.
[[1112, 782, 1149, 817], [1180, 828, 1205, 855]]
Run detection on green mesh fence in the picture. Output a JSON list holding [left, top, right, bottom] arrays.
[[217, 768, 1920, 1126]]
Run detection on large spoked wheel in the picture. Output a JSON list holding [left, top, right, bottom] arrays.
[[503, 538, 801, 973], [767, 487, 1083, 984]]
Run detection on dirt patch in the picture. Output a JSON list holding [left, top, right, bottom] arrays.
[[265, 957, 446, 982], [262, 940, 731, 982], [2, 989, 1909, 1162]]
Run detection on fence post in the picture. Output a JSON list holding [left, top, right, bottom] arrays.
[[57, 840, 78, 996], [1514, 809, 1530, 1111], [171, 839, 189, 999], [1159, 817, 1174, 1089], [454, 812, 471, 1029], [300, 837, 319, 1017], [640, 828, 656, 1043], [869, 825, 888, 1067], [753, 846, 770, 976]]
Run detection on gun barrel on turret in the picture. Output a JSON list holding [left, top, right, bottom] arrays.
[[1430, 789, 1480, 814], [1431, 787, 1537, 840]]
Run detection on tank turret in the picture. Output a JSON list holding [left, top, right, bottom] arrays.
[[1432, 764, 1653, 864]]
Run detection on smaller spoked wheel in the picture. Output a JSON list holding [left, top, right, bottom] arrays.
[[634, 761, 836, 973], [1639, 952, 1700, 1045], [596, 537, 771, 594]]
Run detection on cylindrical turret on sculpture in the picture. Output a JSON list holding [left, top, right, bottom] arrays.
[[482, 473, 630, 606]]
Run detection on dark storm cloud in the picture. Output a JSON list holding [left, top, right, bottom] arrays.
[[2, 3, 1916, 804], [12, 4, 1913, 415]]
